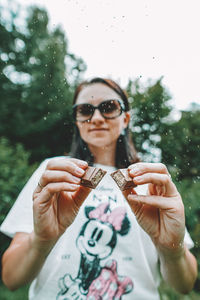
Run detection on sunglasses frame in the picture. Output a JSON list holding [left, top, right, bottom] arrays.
[[73, 99, 125, 122]]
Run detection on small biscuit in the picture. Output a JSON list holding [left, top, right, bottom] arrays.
[[111, 168, 137, 190], [81, 166, 107, 189]]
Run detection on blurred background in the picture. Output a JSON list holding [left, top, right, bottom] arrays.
[[0, 0, 200, 299]]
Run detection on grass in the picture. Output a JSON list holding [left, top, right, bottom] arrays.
[[0, 280, 200, 300], [0, 282, 29, 300], [159, 280, 200, 300]]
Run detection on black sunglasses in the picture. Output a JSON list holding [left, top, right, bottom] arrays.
[[73, 99, 125, 122]]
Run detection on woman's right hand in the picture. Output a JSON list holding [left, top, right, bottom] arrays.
[[32, 157, 91, 247]]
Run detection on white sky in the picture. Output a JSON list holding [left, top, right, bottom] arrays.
[[14, 0, 200, 109]]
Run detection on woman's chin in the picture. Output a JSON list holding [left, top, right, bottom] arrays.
[[87, 138, 114, 149]]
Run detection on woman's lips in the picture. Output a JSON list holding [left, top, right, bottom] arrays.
[[89, 128, 109, 132]]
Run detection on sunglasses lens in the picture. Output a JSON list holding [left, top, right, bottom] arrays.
[[100, 100, 122, 119], [73, 99, 124, 121], [75, 104, 94, 121]]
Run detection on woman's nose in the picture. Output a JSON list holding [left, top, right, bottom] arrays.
[[90, 108, 105, 123]]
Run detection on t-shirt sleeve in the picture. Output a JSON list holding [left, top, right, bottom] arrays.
[[0, 159, 49, 238], [184, 228, 194, 249]]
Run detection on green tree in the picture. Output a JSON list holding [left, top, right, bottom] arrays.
[[0, 3, 86, 162], [127, 79, 200, 294], [0, 137, 36, 295], [158, 103, 200, 180], [0, 137, 37, 225], [126, 77, 172, 162]]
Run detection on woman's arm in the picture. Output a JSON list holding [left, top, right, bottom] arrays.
[[2, 157, 91, 290], [158, 244, 197, 293], [2, 232, 55, 290], [123, 162, 198, 293]]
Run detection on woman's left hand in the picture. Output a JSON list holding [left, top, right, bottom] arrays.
[[123, 162, 185, 254]]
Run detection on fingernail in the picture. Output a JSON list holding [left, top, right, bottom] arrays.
[[73, 176, 81, 184], [133, 176, 142, 182], [79, 160, 88, 167], [71, 184, 79, 189], [129, 167, 140, 175], [75, 167, 85, 176]]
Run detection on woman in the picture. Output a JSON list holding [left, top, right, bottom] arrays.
[[1, 78, 197, 299]]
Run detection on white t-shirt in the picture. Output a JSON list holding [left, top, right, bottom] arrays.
[[0, 157, 194, 300]]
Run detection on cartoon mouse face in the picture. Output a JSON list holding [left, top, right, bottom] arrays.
[[57, 203, 133, 299], [77, 219, 115, 260]]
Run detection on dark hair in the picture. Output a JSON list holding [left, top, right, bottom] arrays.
[[70, 77, 140, 168]]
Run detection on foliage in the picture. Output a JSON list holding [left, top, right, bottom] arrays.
[[0, 282, 29, 300], [176, 178, 200, 291], [0, 137, 37, 225], [126, 78, 200, 295], [158, 103, 200, 180], [159, 280, 200, 300], [0, 137, 37, 283], [0, 3, 86, 162], [127, 77, 172, 162]]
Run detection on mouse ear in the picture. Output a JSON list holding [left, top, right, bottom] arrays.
[[88, 202, 110, 219], [118, 215, 131, 236], [84, 206, 96, 218]]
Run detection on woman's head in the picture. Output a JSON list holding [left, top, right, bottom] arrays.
[[73, 77, 130, 111], [70, 77, 140, 167]]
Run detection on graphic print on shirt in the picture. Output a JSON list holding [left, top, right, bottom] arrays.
[[56, 202, 133, 300]]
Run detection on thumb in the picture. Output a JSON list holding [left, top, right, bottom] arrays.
[[122, 187, 137, 200], [123, 188, 143, 215], [73, 186, 92, 208]]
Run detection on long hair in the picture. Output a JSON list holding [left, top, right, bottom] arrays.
[[70, 77, 140, 168]]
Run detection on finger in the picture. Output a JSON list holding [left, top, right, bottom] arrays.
[[122, 187, 137, 200], [148, 184, 166, 196], [123, 188, 138, 213], [72, 186, 92, 208], [38, 170, 82, 188], [69, 158, 88, 167], [33, 182, 80, 203], [46, 158, 88, 174], [132, 173, 177, 196], [127, 194, 179, 210], [35, 180, 44, 193], [128, 162, 170, 177], [37, 161, 87, 190]]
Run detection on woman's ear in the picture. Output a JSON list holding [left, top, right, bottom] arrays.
[[123, 112, 131, 128]]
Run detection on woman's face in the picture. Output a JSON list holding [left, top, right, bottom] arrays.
[[75, 83, 130, 150]]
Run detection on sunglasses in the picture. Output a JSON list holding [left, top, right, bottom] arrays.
[[73, 99, 125, 122]]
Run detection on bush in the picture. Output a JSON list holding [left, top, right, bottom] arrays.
[[0, 137, 38, 279], [176, 178, 200, 292], [0, 282, 29, 300], [0, 137, 38, 225]]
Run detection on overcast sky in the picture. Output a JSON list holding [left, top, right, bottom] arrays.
[[14, 0, 200, 110]]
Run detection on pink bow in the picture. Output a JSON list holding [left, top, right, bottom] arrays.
[[87, 259, 133, 299], [89, 203, 126, 231]]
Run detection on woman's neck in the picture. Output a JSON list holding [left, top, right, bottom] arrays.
[[88, 144, 116, 166]]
